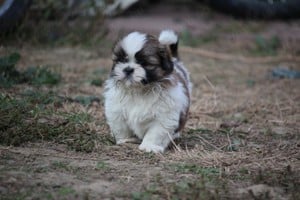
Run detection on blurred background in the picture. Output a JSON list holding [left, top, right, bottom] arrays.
[[1, 0, 300, 57]]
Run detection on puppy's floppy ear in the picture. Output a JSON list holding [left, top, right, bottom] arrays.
[[159, 46, 173, 74]]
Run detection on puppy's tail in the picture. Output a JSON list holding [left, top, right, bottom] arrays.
[[159, 30, 179, 59]]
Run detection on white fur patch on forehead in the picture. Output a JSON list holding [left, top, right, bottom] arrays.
[[121, 32, 146, 57]]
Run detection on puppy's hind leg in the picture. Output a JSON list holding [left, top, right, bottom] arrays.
[[139, 124, 174, 153]]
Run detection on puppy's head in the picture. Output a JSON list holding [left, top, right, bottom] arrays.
[[110, 32, 173, 87]]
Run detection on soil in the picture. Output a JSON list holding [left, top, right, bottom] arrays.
[[1, 1, 300, 200]]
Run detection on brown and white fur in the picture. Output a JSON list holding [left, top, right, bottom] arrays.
[[104, 30, 192, 153]]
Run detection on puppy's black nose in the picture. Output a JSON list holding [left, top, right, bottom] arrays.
[[123, 67, 134, 75]]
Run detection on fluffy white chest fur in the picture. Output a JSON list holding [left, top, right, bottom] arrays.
[[104, 78, 188, 143], [103, 30, 191, 153]]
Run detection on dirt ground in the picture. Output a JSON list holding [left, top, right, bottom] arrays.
[[1, 1, 300, 200]]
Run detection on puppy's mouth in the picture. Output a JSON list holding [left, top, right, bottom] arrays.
[[122, 78, 149, 88], [141, 79, 148, 85], [124, 74, 134, 83], [118, 72, 148, 86], [111, 72, 148, 86], [119, 74, 143, 86], [111, 65, 147, 86]]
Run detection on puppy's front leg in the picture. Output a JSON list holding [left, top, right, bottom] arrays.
[[139, 124, 174, 153], [108, 119, 138, 144]]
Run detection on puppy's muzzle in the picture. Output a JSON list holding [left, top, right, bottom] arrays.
[[123, 67, 134, 76]]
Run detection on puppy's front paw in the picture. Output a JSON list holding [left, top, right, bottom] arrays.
[[139, 143, 164, 153], [116, 137, 141, 144]]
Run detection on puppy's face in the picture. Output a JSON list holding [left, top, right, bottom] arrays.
[[111, 32, 173, 86]]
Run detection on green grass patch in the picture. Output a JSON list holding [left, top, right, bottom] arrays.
[[250, 35, 281, 56], [95, 161, 109, 170], [0, 94, 113, 152], [0, 53, 61, 88], [23, 66, 61, 85], [23, 90, 101, 107], [0, 52, 23, 87], [90, 79, 104, 86], [58, 186, 76, 196], [74, 95, 101, 106], [180, 30, 218, 47], [21, 89, 63, 106], [171, 163, 220, 178], [89, 68, 109, 87]]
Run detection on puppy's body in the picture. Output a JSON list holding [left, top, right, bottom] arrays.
[[104, 30, 192, 153]]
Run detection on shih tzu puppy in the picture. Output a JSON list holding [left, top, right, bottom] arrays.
[[104, 30, 192, 153]]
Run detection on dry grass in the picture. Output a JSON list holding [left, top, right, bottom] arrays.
[[1, 45, 299, 199]]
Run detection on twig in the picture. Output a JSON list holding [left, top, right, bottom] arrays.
[[275, 97, 283, 123], [226, 132, 233, 151], [196, 135, 223, 152], [202, 75, 218, 113]]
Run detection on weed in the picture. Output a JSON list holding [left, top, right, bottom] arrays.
[[58, 186, 76, 196], [23, 66, 61, 85], [21, 89, 63, 105], [90, 78, 104, 86], [0, 52, 22, 87], [89, 68, 109, 86], [250, 35, 281, 56], [0, 53, 61, 87], [66, 112, 93, 124], [95, 161, 109, 170], [74, 95, 101, 106], [132, 191, 152, 200], [0, 52, 20, 67]]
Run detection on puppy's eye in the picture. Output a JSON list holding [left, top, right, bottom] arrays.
[[145, 65, 156, 70], [136, 59, 147, 66], [114, 56, 128, 63], [112, 48, 128, 63]]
